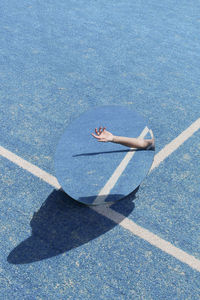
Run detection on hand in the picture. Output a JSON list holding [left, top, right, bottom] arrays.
[[91, 127, 114, 142]]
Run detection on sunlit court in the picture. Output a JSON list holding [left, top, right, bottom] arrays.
[[0, 0, 200, 299]]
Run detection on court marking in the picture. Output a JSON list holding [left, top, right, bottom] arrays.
[[93, 126, 149, 204], [93, 205, 200, 272], [1, 117, 200, 271], [150, 118, 200, 171], [0, 146, 60, 189]]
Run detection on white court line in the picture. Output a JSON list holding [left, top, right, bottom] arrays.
[[0, 146, 60, 189], [0, 118, 200, 271], [93, 126, 149, 204], [151, 118, 200, 171], [92, 205, 200, 272]]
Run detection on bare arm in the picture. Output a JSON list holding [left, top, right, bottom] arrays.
[[112, 135, 152, 149], [92, 127, 154, 149]]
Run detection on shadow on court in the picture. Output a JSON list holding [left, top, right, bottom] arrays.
[[7, 189, 138, 264], [72, 148, 145, 157]]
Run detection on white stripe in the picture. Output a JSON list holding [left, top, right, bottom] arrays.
[[92, 206, 200, 272], [0, 118, 200, 271], [151, 118, 200, 171], [0, 146, 61, 189], [93, 126, 149, 204]]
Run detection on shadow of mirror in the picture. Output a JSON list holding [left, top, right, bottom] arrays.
[[7, 188, 138, 264]]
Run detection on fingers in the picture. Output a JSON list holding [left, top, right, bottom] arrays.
[[95, 128, 99, 135], [91, 133, 99, 139], [94, 126, 106, 135], [99, 126, 103, 134], [91, 133, 105, 142]]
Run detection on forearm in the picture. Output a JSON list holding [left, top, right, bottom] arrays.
[[92, 127, 154, 149], [112, 135, 151, 149]]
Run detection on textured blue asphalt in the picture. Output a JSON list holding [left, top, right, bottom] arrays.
[[1, 0, 200, 298], [1, 158, 200, 299]]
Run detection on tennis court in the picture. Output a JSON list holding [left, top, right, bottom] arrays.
[[0, 0, 200, 299]]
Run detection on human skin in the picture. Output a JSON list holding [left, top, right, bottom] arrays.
[[91, 127, 154, 149]]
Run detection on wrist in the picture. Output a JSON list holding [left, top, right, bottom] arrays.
[[111, 135, 117, 143]]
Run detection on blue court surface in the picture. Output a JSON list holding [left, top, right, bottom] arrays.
[[0, 0, 200, 299]]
